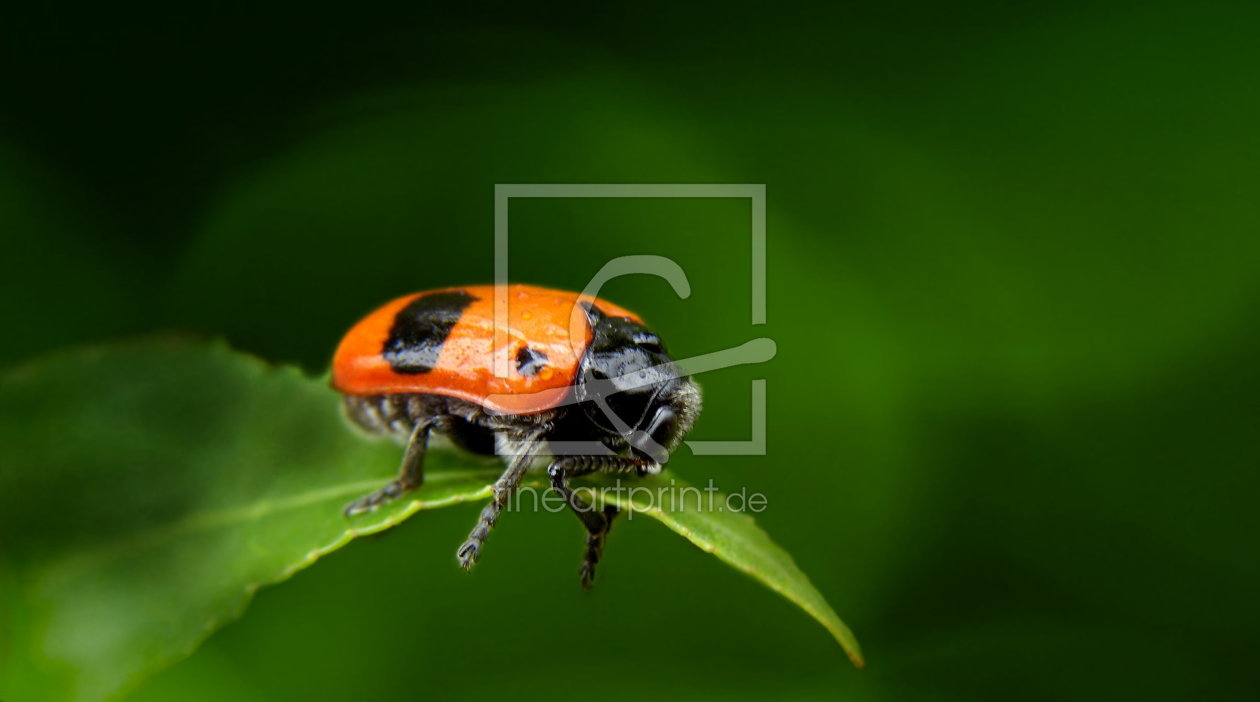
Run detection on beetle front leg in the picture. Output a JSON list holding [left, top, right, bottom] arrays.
[[548, 456, 655, 588], [577, 504, 620, 588]]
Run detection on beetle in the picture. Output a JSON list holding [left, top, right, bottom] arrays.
[[332, 284, 701, 587]]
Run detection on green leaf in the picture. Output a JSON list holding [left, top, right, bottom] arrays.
[[0, 341, 860, 702], [593, 476, 864, 668]]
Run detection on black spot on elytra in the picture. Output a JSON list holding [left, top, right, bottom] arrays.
[[515, 346, 548, 376], [382, 290, 479, 374]]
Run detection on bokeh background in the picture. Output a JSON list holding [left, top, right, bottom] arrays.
[[3, 2, 1258, 700]]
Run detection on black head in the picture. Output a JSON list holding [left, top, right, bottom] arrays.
[[573, 303, 701, 464]]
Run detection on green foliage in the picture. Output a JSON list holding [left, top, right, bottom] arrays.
[[3, 4, 1260, 700], [0, 341, 860, 702]]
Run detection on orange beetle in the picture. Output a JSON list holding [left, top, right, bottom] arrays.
[[332, 284, 701, 587]]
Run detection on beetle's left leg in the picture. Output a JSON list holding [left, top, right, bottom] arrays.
[[456, 434, 545, 570], [547, 456, 657, 588]]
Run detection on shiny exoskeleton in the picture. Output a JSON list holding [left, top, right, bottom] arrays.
[[332, 285, 700, 587]]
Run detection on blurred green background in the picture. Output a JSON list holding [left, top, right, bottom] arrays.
[[2, 2, 1257, 700]]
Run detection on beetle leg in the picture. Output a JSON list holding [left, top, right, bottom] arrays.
[[577, 504, 620, 589], [456, 434, 545, 570], [547, 456, 656, 588], [344, 416, 436, 516]]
